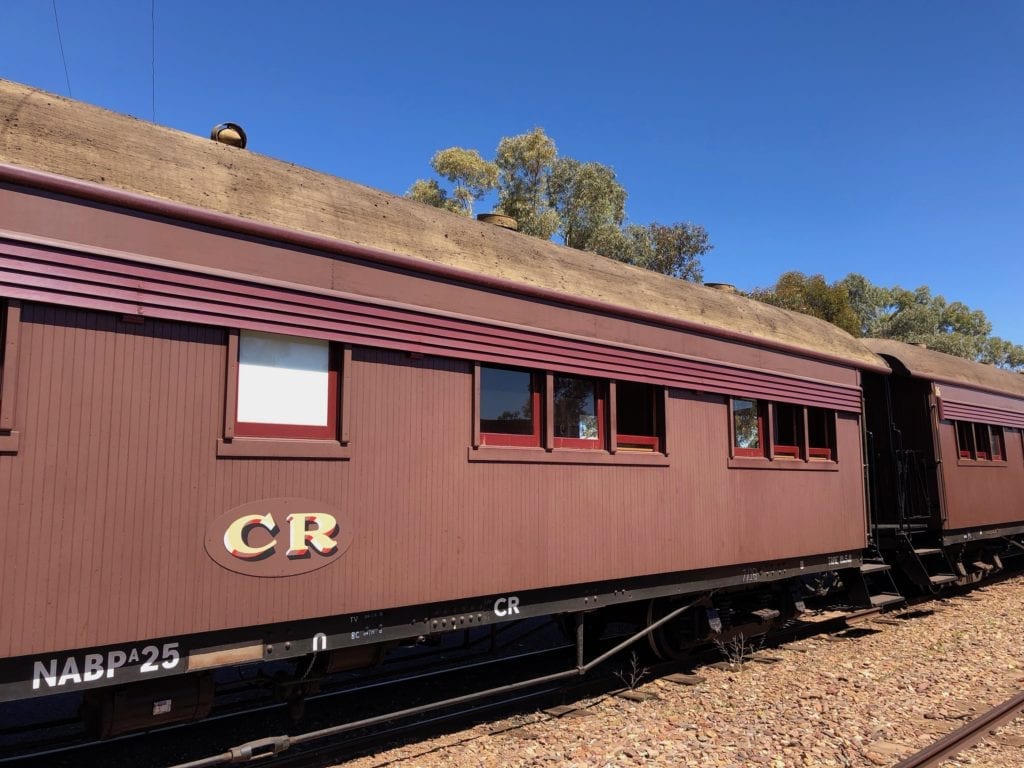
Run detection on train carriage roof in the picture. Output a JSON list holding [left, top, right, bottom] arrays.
[[863, 338, 1024, 400], [0, 78, 886, 371]]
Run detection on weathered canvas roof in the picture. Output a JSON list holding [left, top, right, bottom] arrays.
[[863, 338, 1024, 399], [0, 78, 886, 370]]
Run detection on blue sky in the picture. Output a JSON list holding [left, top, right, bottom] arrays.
[[2, 2, 1021, 343]]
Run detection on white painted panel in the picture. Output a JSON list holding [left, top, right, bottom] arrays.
[[237, 331, 329, 426]]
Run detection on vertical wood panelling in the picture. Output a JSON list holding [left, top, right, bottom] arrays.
[[1, 306, 868, 658], [939, 424, 1024, 530]]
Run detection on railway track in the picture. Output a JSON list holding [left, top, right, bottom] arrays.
[[893, 691, 1024, 768], [1, 584, 1007, 768]]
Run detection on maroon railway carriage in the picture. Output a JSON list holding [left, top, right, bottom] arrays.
[[863, 339, 1024, 590], [0, 80, 885, 730]]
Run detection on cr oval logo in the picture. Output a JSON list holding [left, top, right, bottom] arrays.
[[205, 498, 353, 577]]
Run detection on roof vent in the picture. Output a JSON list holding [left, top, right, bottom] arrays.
[[705, 282, 737, 293], [476, 212, 519, 231], [210, 122, 247, 149]]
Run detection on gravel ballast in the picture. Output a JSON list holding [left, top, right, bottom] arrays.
[[338, 574, 1024, 767]]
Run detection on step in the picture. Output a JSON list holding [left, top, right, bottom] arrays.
[[860, 562, 891, 574], [929, 574, 958, 586], [869, 593, 905, 608], [914, 547, 944, 556], [971, 561, 994, 573]]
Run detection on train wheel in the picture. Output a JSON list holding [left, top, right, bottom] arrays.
[[645, 598, 701, 661]]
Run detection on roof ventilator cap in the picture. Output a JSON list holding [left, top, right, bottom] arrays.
[[210, 122, 247, 149], [476, 212, 519, 231]]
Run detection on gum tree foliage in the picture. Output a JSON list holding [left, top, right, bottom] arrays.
[[547, 158, 627, 255], [494, 128, 560, 240], [748, 271, 861, 337], [751, 272, 1024, 370], [407, 147, 498, 217], [407, 128, 712, 280], [614, 222, 713, 281]]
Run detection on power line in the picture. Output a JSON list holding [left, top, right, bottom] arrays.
[[151, 0, 156, 121], [51, 0, 72, 97]]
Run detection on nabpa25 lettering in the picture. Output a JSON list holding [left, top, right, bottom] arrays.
[[33, 642, 181, 690]]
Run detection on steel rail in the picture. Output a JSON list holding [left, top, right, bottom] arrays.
[[893, 691, 1024, 768]]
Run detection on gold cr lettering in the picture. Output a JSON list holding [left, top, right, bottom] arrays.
[[285, 513, 340, 557], [223, 513, 278, 559]]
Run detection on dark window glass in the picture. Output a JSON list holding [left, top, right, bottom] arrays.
[[772, 403, 802, 457], [480, 366, 535, 435], [554, 375, 599, 440], [990, 425, 1005, 461], [733, 398, 762, 455], [617, 381, 655, 436], [807, 407, 836, 460], [956, 421, 975, 459]]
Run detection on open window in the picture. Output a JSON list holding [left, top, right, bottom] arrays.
[[956, 421, 975, 459], [955, 420, 1006, 463], [479, 365, 541, 447], [472, 365, 667, 463], [615, 381, 661, 452], [771, 403, 803, 458], [807, 406, 837, 460], [218, 329, 350, 458], [730, 397, 837, 467]]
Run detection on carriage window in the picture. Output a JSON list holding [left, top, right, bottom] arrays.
[[956, 421, 975, 459], [956, 421, 1006, 463], [772, 403, 803, 458], [616, 381, 661, 452], [807, 407, 837, 460], [479, 365, 541, 447], [731, 398, 837, 466], [732, 398, 764, 457], [235, 330, 339, 440], [990, 426, 1005, 461], [554, 375, 603, 449]]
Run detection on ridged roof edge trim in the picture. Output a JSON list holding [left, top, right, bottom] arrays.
[[0, 160, 891, 374], [863, 338, 1024, 400]]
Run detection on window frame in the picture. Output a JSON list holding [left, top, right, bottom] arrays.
[[471, 365, 669, 465], [807, 406, 836, 461], [217, 329, 351, 459], [613, 380, 663, 453], [729, 397, 838, 470], [0, 299, 21, 454], [955, 420, 1007, 465], [552, 373, 605, 450], [770, 402, 803, 459], [476, 364, 543, 448], [731, 398, 766, 458]]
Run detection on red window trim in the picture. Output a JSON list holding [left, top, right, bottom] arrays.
[[806, 407, 837, 462], [223, 330, 350, 452], [731, 398, 765, 458], [477, 367, 542, 448], [553, 381, 605, 450], [771, 403, 803, 459], [731, 398, 838, 466], [474, 369, 665, 455]]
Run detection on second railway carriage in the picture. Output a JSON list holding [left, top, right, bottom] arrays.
[[0, 80, 887, 733], [863, 338, 1024, 589]]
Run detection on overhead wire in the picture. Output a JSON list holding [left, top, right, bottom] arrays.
[[50, 0, 72, 97], [151, 0, 156, 121]]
